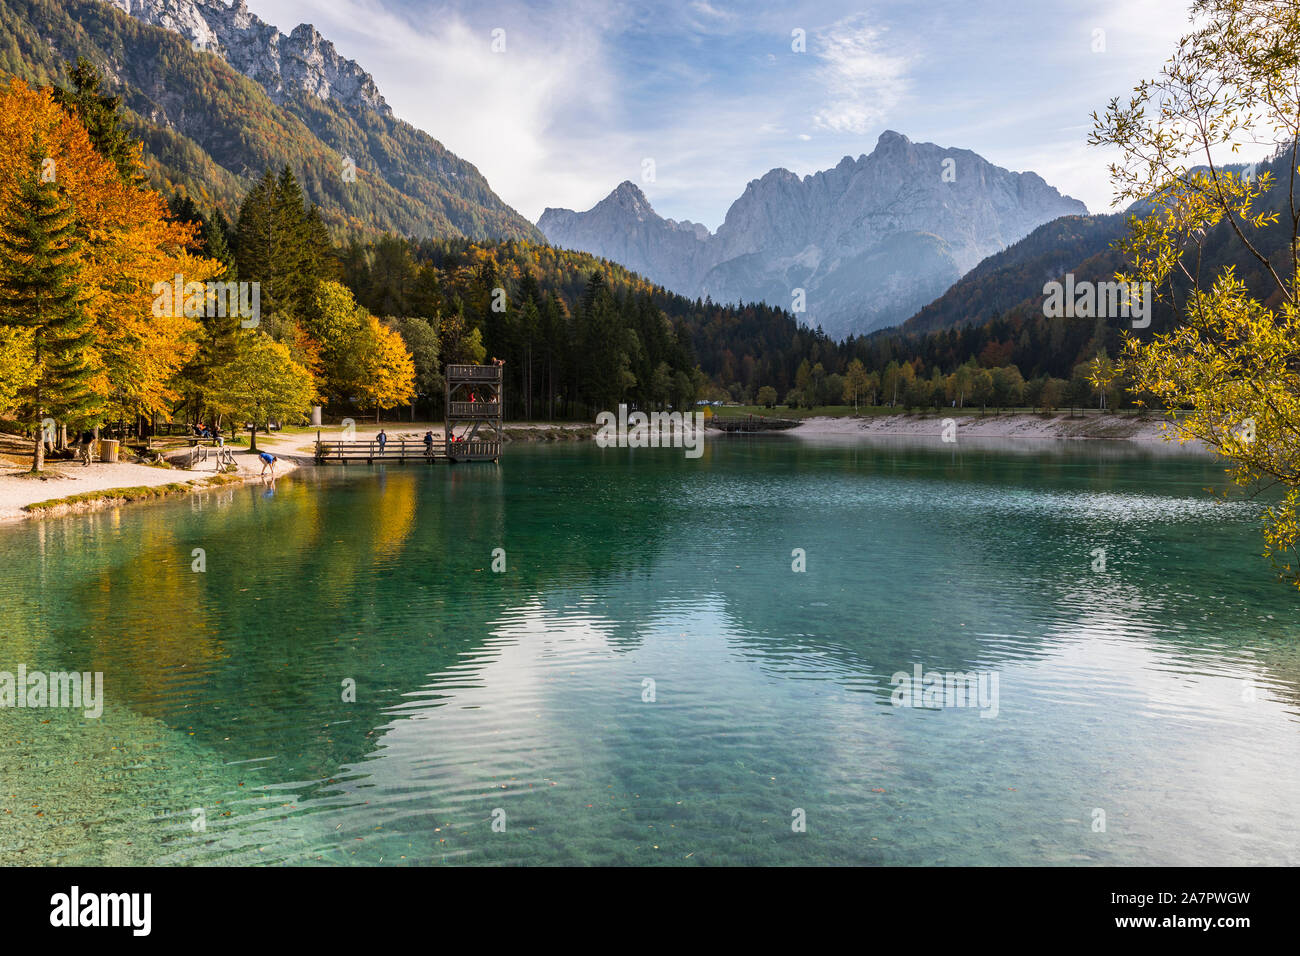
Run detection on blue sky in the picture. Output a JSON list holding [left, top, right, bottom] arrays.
[[249, 0, 1211, 227]]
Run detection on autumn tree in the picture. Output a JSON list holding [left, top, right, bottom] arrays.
[[0, 324, 34, 417], [0, 77, 217, 439], [306, 281, 415, 420], [386, 316, 441, 417], [1091, 0, 1300, 585], [207, 332, 315, 452], [358, 318, 416, 422], [843, 359, 870, 409]]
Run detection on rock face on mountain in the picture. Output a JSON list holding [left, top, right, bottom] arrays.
[[107, 0, 389, 115], [540, 131, 1088, 337]]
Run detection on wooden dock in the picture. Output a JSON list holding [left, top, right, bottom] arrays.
[[314, 437, 447, 463], [313, 363, 505, 464]]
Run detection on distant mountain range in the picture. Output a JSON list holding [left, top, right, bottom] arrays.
[[539, 131, 1087, 338], [0, 0, 540, 240]]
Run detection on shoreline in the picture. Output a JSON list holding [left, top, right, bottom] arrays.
[[787, 412, 1198, 442], [0, 413, 1202, 525], [0, 436, 308, 525]]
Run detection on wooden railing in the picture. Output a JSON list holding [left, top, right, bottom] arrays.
[[446, 364, 502, 381], [445, 439, 500, 460], [315, 439, 443, 462], [448, 401, 501, 417]]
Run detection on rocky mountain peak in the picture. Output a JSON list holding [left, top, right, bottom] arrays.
[[107, 0, 391, 116], [603, 181, 656, 218], [875, 129, 911, 150], [539, 134, 1088, 338]]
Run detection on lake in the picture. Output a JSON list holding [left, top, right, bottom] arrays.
[[1, 437, 1298, 866]]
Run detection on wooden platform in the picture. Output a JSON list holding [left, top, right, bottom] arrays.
[[315, 438, 447, 463], [312, 364, 505, 465], [446, 363, 503, 461], [314, 437, 504, 463]]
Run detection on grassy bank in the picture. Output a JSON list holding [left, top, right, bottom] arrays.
[[21, 474, 245, 516]]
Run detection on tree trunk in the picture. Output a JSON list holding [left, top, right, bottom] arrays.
[[31, 428, 44, 473], [248, 423, 258, 453]]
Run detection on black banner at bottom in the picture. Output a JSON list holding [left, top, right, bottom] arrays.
[[1, 865, 1284, 944]]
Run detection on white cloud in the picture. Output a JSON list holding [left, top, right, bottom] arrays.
[[247, 0, 621, 222], [810, 17, 910, 134], [227, 1, 1238, 231]]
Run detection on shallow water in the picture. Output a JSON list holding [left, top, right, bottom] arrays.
[[1, 437, 1298, 866]]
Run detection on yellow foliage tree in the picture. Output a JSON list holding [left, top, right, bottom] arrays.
[[0, 78, 219, 429], [359, 317, 416, 422], [0, 327, 35, 415], [1090, 0, 1300, 586], [308, 281, 414, 421]]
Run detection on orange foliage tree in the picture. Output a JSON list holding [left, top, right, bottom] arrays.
[[0, 78, 219, 431]]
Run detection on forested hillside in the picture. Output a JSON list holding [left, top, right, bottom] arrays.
[[0, 0, 539, 240], [333, 236, 842, 418], [900, 215, 1128, 334]]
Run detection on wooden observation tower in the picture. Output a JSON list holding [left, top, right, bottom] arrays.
[[445, 364, 503, 461]]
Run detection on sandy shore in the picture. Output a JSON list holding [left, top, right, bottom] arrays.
[[0, 423, 475, 523], [0, 437, 305, 523], [790, 412, 1194, 442]]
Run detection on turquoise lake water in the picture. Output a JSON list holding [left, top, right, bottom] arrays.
[[1, 437, 1298, 865]]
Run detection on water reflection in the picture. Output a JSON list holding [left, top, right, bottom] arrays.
[[0, 442, 1298, 865]]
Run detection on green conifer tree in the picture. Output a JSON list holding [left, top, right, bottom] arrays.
[[52, 58, 143, 187], [0, 148, 100, 471]]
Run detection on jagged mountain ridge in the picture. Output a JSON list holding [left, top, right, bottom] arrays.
[[539, 131, 1087, 338], [536, 181, 714, 293], [106, 0, 390, 116]]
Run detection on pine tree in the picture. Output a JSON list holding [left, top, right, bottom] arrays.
[[273, 166, 315, 323], [302, 205, 337, 288], [234, 167, 334, 338], [0, 148, 100, 471], [52, 58, 144, 187], [170, 195, 242, 425], [234, 169, 281, 317]]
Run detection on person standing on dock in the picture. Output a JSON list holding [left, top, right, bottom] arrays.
[[377, 429, 388, 455], [423, 430, 434, 456]]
